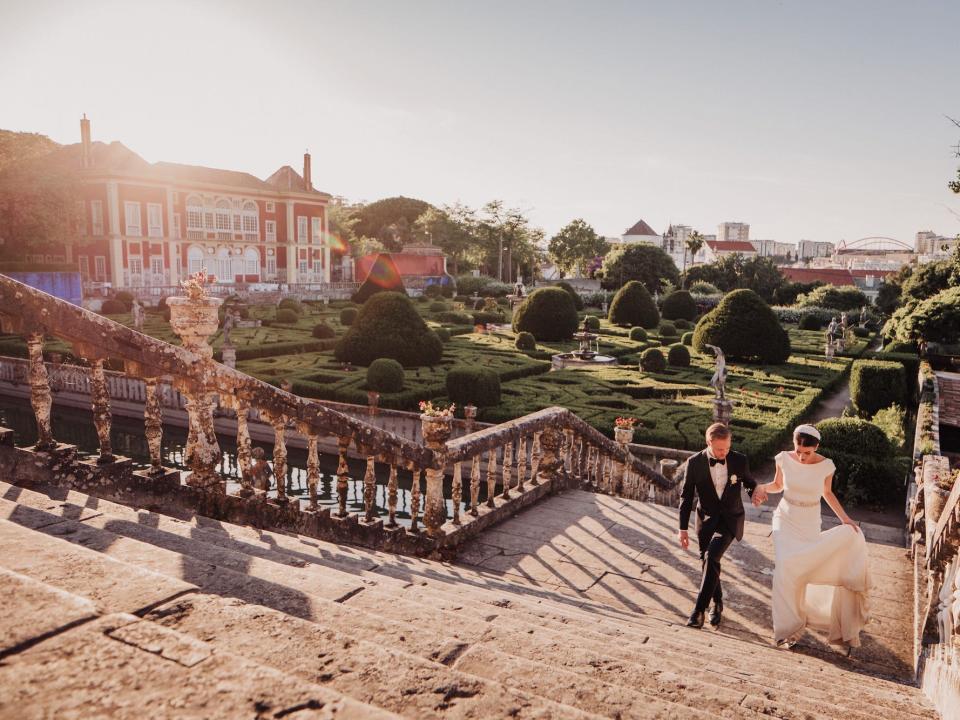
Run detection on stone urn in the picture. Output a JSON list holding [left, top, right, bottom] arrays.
[[166, 295, 223, 359], [367, 390, 380, 416], [420, 414, 453, 445], [614, 426, 635, 445]]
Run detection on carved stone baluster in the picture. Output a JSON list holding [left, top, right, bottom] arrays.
[[563, 429, 574, 476], [470, 455, 481, 516], [235, 401, 254, 497], [363, 456, 377, 522], [516, 436, 527, 492], [452, 462, 462, 525], [486, 448, 497, 507], [420, 414, 452, 538], [306, 435, 320, 511], [577, 437, 588, 484], [410, 468, 422, 532], [386, 463, 399, 527], [26, 333, 55, 450], [272, 422, 288, 502], [336, 436, 350, 518], [88, 358, 114, 463], [537, 426, 564, 483], [529, 432, 542, 486], [182, 387, 222, 492], [144, 377, 164, 475], [602, 454, 612, 491], [501, 441, 513, 500]]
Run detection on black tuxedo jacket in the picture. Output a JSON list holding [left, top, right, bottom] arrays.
[[678, 449, 756, 546]]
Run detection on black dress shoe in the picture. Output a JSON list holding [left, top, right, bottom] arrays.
[[686, 610, 705, 628], [709, 601, 723, 627]]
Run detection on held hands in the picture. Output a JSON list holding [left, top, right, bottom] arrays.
[[678, 529, 690, 551], [752, 485, 768, 506]]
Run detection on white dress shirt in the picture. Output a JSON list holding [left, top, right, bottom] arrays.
[[706, 449, 728, 498]]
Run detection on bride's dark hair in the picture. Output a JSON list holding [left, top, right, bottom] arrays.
[[794, 432, 819, 447]]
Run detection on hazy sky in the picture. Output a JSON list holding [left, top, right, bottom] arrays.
[[2, 0, 958, 245]]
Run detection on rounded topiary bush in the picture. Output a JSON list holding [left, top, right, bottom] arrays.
[[435, 327, 450, 342], [798, 313, 823, 331], [689, 281, 720, 295], [693, 289, 791, 364], [674, 318, 692, 330], [583, 315, 600, 331], [278, 298, 303, 314], [681, 331, 694, 346], [629, 327, 648, 342], [512, 287, 578, 341], [659, 321, 678, 338], [114, 291, 134, 309], [639, 347, 666, 373], [473, 298, 486, 311], [667, 343, 691, 367], [850, 359, 907, 417], [816, 417, 892, 458], [608, 281, 659, 328], [334, 292, 443, 367], [312, 322, 335, 339], [275, 308, 299, 324], [429, 301, 447, 312], [101, 299, 127, 315], [446, 366, 501, 407], [661, 290, 698, 321], [423, 284, 443, 299], [366, 358, 405, 393], [852, 326, 870, 338], [555, 280, 584, 310], [515, 331, 536, 351], [340, 307, 358, 326]]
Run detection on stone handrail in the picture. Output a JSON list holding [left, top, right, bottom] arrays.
[[0, 273, 681, 554]]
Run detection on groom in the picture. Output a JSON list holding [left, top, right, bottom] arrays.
[[677, 422, 766, 628]]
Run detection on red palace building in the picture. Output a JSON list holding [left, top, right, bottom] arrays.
[[31, 117, 340, 292]]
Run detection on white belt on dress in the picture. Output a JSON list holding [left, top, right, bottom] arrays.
[[783, 494, 820, 508]]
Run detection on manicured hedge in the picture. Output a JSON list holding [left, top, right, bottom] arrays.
[[101, 299, 127, 314], [850, 359, 906, 416], [661, 290, 698, 321], [334, 292, 443, 367], [278, 298, 303, 314], [312, 322, 335, 339], [446, 365, 501, 406], [817, 448, 908, 506], [512, 287, 578, 341], [366, 358, 405, 393], [340, 307, 358, 326], [583, 315, 600, 331], [629, 327, 647, 342], [429, 301, 447, 312], [639, 347, 666, 372], [798, 313, 823, 331], [659, 322, 678, 338], [435, 328, 451, 342], [221, 339, 337, 361], [555, 280, 584, 310], [693, 289, 790, 364], [816, 417, 892, 458], [667, 344, 691, 367], [275, 308, 299, 324], [437, 311, 473, 325], [681, 331, 694, 346], [608, 281, 659, 328], [423, 284, 443, 298], [515, 331, 536, 351]]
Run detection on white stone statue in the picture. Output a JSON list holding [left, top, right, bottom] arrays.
[[705, 344, 727, 401], [131, 299, 144, 331]]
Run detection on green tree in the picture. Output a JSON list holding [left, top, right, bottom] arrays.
[[413, 204, 476, 275], [352, 196, 432, 252], [683, 231, 705, 281], [475, 200, 544, 283], [600, 243, 679, 293], [548, 218, 608, 277], [681, 254, 784, 302]]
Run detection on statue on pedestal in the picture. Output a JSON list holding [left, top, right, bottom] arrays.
[[705, 344, 727, 401], [222, 309, 235, 346], [131, 299, 144, 331]]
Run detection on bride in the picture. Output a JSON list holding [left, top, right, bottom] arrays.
[[754, 424, 871, 652]]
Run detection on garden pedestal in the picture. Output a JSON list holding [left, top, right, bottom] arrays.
[[712, 398, 733, 426]]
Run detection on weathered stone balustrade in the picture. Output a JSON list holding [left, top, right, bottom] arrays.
[[0, 274, 679, 559]]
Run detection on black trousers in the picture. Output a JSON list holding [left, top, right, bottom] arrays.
[[694, 529, 735, 614]]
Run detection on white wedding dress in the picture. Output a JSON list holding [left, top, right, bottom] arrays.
[[771, 451, 871, 647]]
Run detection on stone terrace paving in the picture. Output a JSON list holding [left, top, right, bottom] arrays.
[[0, 478, 939, 719]]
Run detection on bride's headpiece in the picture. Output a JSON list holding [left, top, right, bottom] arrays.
[[794, 424, 821, 441]]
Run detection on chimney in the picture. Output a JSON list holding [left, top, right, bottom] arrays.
[[303, 150, 312, 190], [80, 114, 92, 169]]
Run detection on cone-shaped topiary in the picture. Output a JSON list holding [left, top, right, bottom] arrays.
[[335, 292, 443, 367], [512, 287, 578, 341], [352, 253, 406, 303], [608, 281, 659, 328], [661, 290, 698, 321], [693, 289, 791, 364]]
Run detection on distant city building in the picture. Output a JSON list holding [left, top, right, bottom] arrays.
[[703, 240, 757, 263], [797, 240, 835, 260], [718, 222, 750, 243], [621, 219, 661, 245], [780, 266, 895, 302], [916, 230, 960, 258], [662, 224, 709, 267], [355, 240, 449, 288], [751, 239, 795, 259]]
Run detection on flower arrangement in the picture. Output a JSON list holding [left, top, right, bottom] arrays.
[[419, 400, 456, 418], [614, 416, 640, 429], [181, 269, 215, 300]]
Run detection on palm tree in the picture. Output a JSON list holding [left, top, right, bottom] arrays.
[[683, 231, 705, 287]]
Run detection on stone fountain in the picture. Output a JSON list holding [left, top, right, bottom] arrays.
[[551, 326, 617, 370]]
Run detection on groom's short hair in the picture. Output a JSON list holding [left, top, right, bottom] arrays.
[[705, 423, 731, 441]]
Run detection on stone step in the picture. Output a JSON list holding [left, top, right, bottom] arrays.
[[0, 481, 927, 712], [0, 612, 398, 719]]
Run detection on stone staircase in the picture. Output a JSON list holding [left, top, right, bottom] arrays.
[[937, 371, 960, 429], [0, 478, 941, 719]]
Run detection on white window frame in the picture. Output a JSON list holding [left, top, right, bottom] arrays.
[[173, 213, 182, 240], [78, 256, 89, 279], [242, 201, 258, 240], [265, 220, 276, 242], [90, 200, 104, 236], [297, 216, 308, 244], [150, 256, 164, 279], [299, 260, 308, 275], [266, 257, 277, 276], [311, 217, 321, 245], [147, 203, 163, 238], [129, 256, 143, 276], [94, 256, 106, 280], [124, 201, 142, 237]]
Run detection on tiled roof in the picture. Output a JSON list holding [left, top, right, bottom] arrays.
[[780, 267, 895, 286], [706, 241, 756, 252], [265, 165, 310, 192], [624, 219, 658, 236], [153, 162, 271, 191]]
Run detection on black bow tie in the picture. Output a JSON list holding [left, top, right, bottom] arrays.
[[709, 457, 726, 467]]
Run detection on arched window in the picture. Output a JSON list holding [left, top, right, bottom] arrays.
[[244, 247, 260, 279], [215, 200, 232, 239], [215, 246, 231, 282], [242, 201, 259, 241], [186, 196, 204, 239], [187, 245, 205, 274]]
